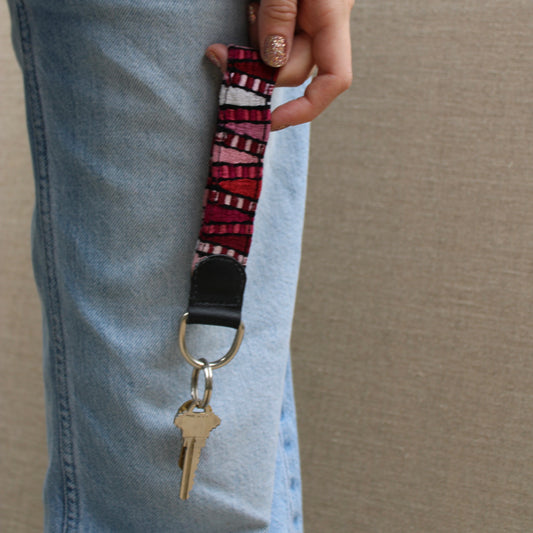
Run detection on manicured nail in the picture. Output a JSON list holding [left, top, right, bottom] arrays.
[[206, 50, 221, 69], [264, 35, 288, 68]]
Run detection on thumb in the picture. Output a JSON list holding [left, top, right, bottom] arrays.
[[259, 0, 297, 67]]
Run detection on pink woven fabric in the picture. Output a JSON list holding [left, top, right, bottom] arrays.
[[193, 46, 278, 267]]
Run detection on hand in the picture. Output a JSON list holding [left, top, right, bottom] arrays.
[[206, 0, 354, 131]]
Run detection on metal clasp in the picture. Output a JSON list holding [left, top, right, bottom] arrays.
[[178, 312, 245, 371]]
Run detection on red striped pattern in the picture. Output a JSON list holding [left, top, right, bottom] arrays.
[[211, 165, 263, 179], [219, 108, 271, 124], [214, 131, 266, 156], [202, 224, 254, 236], [205, 190, 257, 213], [231, 72, 276, 97], [193, 46, 278, 268]]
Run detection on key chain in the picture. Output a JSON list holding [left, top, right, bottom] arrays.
[[174, 45, 279, 500]]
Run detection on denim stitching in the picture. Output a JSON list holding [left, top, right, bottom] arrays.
[[15, 2, 79, 530], [279, 364, 303, 532]]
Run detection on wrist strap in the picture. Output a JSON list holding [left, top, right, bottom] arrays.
[[186, 46, 278, 329]]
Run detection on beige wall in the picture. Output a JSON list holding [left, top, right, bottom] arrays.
[[1, 3, 47, 532], [3, 2, 533, 531]]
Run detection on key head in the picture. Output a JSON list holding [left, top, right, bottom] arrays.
[[174, 402, 221, 438]]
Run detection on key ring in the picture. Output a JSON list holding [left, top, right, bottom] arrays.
[[179, 312, 245, 370], [190, 358, 213, 409]]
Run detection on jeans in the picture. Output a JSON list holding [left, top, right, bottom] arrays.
[[8, 0, 309, 531]]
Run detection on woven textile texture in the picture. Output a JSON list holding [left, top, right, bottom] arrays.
[[194, 46, 278, 267]]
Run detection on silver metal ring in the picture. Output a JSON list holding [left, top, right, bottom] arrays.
[[190, 358, 213, 410], [178, 312, 245, 370]]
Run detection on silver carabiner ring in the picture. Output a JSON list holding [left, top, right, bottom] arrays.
[[191, 358, 213, 410], [178, 312, 245, 370]]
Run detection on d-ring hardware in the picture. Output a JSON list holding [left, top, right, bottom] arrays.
[[178, 312, 245, 370]]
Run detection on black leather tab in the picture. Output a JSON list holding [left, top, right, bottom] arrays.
[[187, 255, 246, 329]]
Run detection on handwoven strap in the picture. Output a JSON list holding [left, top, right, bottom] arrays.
[[187, 46, 278, 328]]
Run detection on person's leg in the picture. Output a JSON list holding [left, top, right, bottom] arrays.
[[8, 0, 308, 530]]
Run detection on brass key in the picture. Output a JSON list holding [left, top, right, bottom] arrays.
[[174, 399, 221, 500]]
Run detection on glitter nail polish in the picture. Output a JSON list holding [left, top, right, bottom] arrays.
[[264, 35, 287, 68]]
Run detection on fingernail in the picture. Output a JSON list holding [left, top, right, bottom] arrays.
[[264, 35, 288, 68], [206, 50, 221, 69], [248, 3, 258, 25]]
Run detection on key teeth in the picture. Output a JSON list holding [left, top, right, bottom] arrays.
[[179, 454, 199, 500]]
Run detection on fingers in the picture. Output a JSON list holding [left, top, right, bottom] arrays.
[[206, 36, 315, 89], [278, 33, 315, 87], [271, 18, 353, 130], [205, 44, 228, 73], [250, 2, 314, 86], [206, 1, 354, 131], [258, 0, 298, 67]]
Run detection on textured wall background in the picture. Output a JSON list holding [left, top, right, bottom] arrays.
[[1, 3, 46, 532], [292, 2, 533, 532], [3, 1, 533, 532]]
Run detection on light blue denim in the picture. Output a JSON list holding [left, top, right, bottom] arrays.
[[9, 0, 309, 531]]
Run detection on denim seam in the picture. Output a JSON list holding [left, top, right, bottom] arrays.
[[279, 416, 299, 533], [15, 2, 80, 531]]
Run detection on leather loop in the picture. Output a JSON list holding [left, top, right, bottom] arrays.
[[187, 255, 246, 329]]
